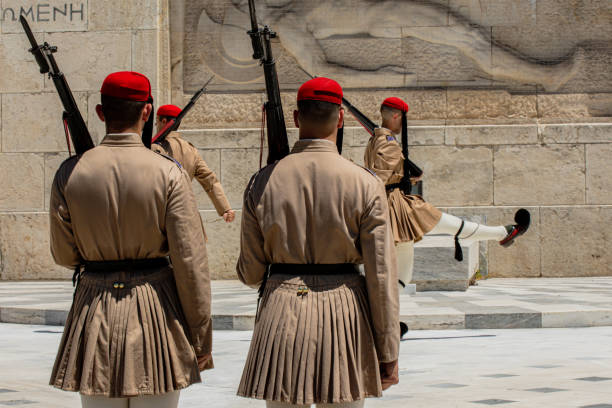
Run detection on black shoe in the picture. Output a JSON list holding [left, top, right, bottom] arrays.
[[400, 322, 409, 338], [500, 209, 531, 247]]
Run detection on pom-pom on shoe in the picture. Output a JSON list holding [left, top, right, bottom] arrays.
[[500, 209, 531, 247]]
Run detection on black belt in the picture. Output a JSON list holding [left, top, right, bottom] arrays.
[[385, 182, 403, 191], [256, 263, 359, 319], [82, 257, 169, 273], [269, 263, 359, 276]]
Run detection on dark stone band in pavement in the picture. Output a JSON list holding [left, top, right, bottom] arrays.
[[1, 278, 611, 330]]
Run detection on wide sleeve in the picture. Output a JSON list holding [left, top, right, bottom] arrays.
[[236, 175, 267, 288], [49, 163, 81, 268], [359, 181, 400, 362], [193, 147, 232, 216], [369, 138, 403, 184], [165, 166, 212, 356]]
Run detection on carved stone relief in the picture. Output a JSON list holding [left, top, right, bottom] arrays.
[[172, 0, 611, 95]]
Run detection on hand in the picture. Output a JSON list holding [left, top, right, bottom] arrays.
[[197, 353, 213, 371], [379, 360, 399, 390], [409, 176, 422, 185], [223, 209, 235, 223]]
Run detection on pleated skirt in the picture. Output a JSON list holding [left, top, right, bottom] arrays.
[[49, 267, 201, 397], [237, 273, 381, 405], [387, 188, 442, 243]]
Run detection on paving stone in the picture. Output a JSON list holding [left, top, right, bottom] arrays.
[[472, 399, 516, 405], [465, 312, 541, 329], [525, 387, 567, 393]]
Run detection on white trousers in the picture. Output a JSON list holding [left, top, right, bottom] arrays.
[[427, 212, 507, 242], [267, 400, 365, 407], [396, 241, 414, 287], [80, 391, 180, 408]]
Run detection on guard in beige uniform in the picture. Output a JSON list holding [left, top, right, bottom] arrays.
[[49, 72, 212, 408], [237, 77, 400, 407], [365, 97, 530, 300], [152, 104, 235, 223]]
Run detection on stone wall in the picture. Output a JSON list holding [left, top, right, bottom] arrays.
[[0, 0, 610, 280], [0, 0, 171, 279]]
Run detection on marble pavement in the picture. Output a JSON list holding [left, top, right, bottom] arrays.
[[1, 277, 611, 330]]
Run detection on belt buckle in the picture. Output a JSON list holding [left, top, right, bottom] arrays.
[[297, 286, 309, 297]]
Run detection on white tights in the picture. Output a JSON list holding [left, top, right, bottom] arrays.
[[80, 391, 180, 408], [427, 213, 507, 242], [396, 241, 414, 288], [266, 400, 365, 407], [396, 213, 507, 288]]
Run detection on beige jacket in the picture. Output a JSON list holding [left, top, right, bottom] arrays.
[[237, 139, 399, 362], [364, 127, 404, 185], [153, 131, 231, 216], [49, 133, 212, 355]]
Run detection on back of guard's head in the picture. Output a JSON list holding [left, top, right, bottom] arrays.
[[100, 71, 152, 131], [296, 77, 343, 135]]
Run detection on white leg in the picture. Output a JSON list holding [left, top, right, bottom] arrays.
[[129, 391, 180, 408], [428, 213, 507, 242], [80, 395, 128, 408], [396, 241, 415, 288]]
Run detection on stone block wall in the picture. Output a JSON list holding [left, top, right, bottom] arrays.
[[0, 0, 171, 279], [179, 124, 611, 280]]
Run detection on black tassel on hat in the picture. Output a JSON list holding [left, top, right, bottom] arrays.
[[401, 111, 408, 178], [336, 121, 344, 154], [142, 96, 154, 149]]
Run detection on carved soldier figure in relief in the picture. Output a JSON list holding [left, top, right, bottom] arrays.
[[152, 104, 235, 223]]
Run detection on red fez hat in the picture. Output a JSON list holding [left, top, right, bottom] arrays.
[[157, 104, 182, 118], [101, 71, 151, 102], [297, 77, 343, 105], [382, 97, 409, 113]]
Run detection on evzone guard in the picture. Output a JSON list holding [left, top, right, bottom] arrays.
[[152, 104, 236, 223], [364, 97, 530, 335], [48, 72, 212, 408], [237, 77, 400, 407]]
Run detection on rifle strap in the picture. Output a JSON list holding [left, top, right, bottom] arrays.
[[259, 104, 266, 169], [62, 115, 72, 156]]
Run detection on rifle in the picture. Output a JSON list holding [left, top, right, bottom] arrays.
[[152, 76, 213, 144], [247, 0, 289, 165], [20, 16, 94, 155], [342, 96, 424, 194]]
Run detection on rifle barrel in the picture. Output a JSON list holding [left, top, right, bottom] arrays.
[[248, 0, 259, 32]]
